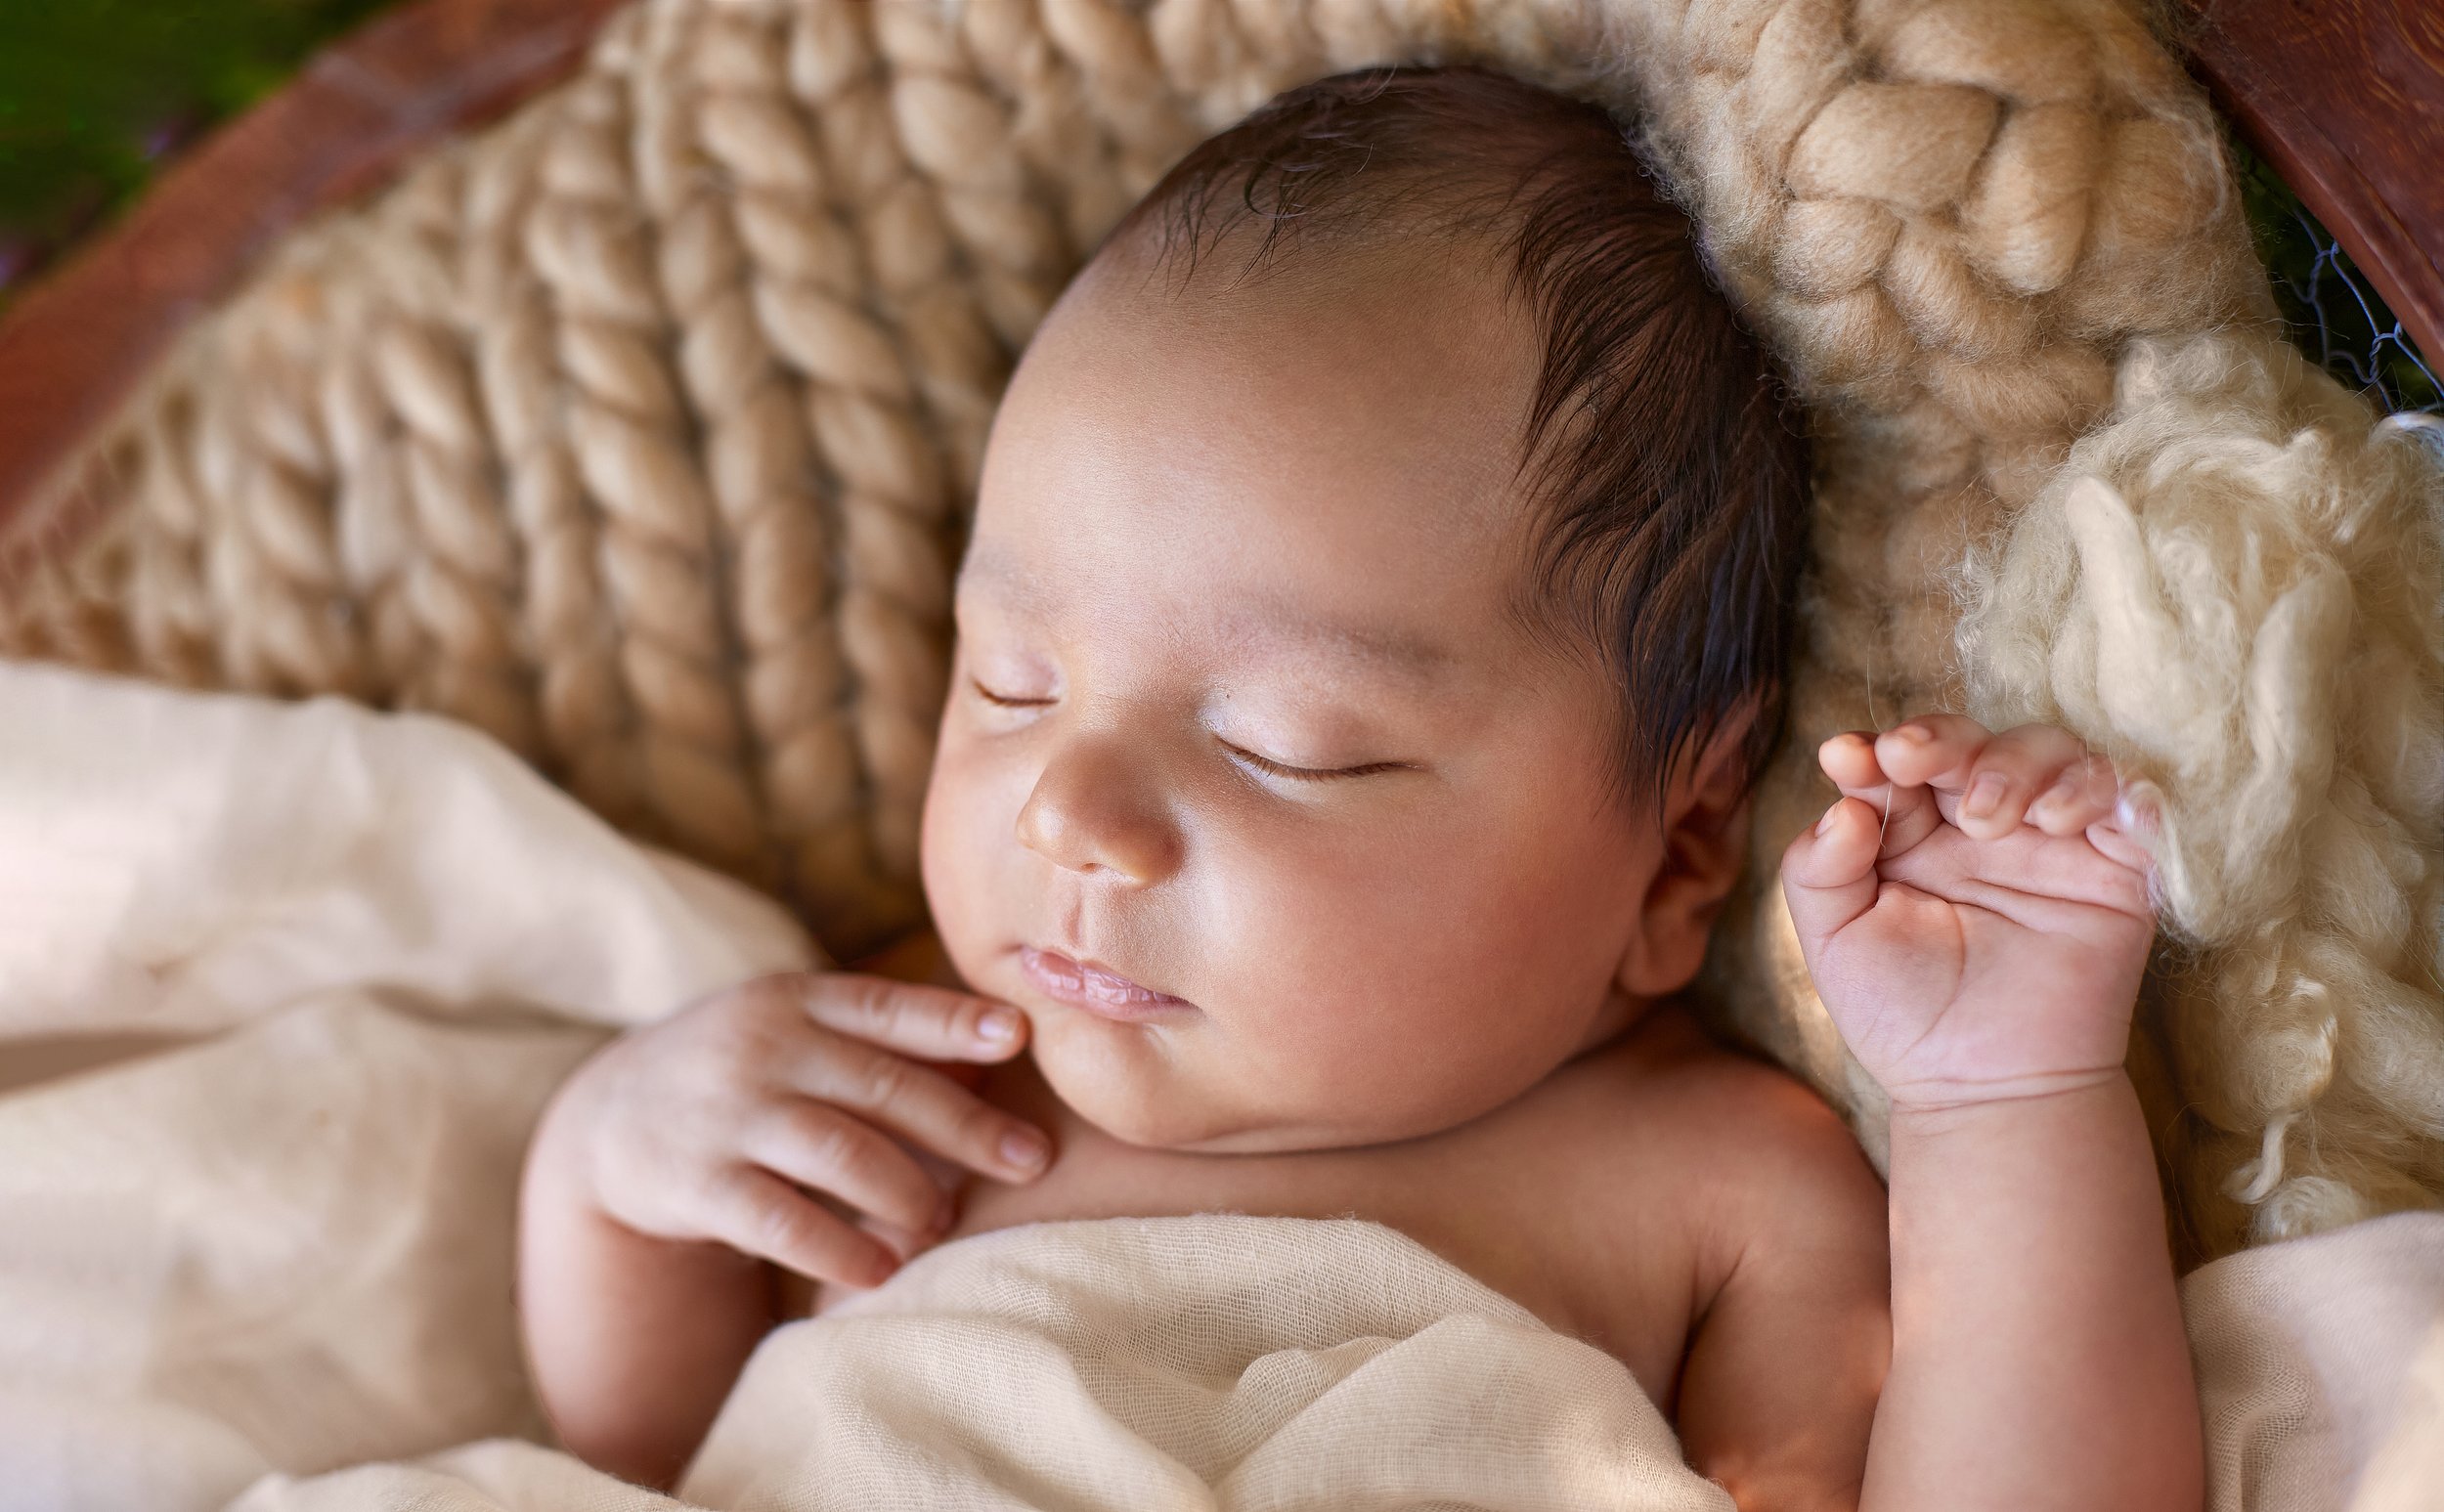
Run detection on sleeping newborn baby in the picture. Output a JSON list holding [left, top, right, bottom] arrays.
[[519, 66, 2202, 1509]]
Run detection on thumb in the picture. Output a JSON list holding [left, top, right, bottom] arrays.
[[1781, 798, 1884, 955]]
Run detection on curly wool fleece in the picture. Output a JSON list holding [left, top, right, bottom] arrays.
[[2, 0, 2437, 1261]]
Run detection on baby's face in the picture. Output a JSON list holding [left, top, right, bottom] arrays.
[[922, 250, 1680, 1152]]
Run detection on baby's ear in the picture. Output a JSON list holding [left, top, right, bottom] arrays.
[[1677, 723, 1758, 844], [1615, 711, 1758, 999]]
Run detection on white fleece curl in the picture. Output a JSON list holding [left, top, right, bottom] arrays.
[[1958, 330, 2444, 1249]]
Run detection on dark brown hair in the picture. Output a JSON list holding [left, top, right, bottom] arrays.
[[1100, 65, 1812, 817]]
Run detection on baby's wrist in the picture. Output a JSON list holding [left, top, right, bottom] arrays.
[[1883, 1066, 2130, 1131], [1882, 1073, 2162, 1241]]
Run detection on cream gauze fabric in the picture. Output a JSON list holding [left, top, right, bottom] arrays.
[[2, 0, 2437, 1263], [4, 665, 2443, 1512], [2183, 1211, 2444, 1512], [0, 663, 811, 1512], [679, 1217, 1732, 1512]]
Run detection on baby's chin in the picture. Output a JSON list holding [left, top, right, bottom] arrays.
[[1027, 1015, 1290, 1151], [1026, 1011, 1477, 1155]]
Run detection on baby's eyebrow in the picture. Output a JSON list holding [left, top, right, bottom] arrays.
[[954, 546, 1060, 616], [959, 543, 1455, 680], [1222, 598, 1458, 682]]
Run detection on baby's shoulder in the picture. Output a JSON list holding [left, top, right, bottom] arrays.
[[1551, 1004, 1888, 1260], [1563, 1003, 1856, 1140], [1464, 1004, 1886, 1399]]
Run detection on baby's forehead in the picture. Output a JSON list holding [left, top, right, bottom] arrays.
[[996, 249, 1545, 542], [961, 229, 1605, 690], [984, 272, 1677, 725], [1085, 204, 1529, 341], [1029, 231, 1544, 460]]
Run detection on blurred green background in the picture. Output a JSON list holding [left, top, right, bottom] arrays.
[[0, 0, 396, 292], [0, 0, 2434, 411]]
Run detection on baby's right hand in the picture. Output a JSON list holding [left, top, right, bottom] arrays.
[[541, 972, 1050, 1290]]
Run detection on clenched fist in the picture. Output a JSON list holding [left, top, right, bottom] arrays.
[[1779, 715, 2160, 1114]]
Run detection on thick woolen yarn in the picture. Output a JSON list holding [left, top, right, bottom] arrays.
[[3, 0, 2435, 1260]]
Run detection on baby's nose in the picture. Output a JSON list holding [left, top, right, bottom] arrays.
[[1013, 733, 1183, 885]]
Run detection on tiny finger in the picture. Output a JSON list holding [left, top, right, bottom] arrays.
[[705, 1164, 902, 1290], [747, 1101, 950, 1237], [857, 1180, 969, 1267], [1948, 724, 2090, 840], [1820, 729, 1942, 857], [2026, 754, 2119, 837], [792, 1036, 1052, 1184], [1781, 797, 1883, 951], [1871, 713, 1993, 791], [799, 974, 1029, 1063], [1816, 730, 1888, 796], [2086, 785, 2166, 880]]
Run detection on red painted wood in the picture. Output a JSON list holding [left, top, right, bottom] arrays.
[[2180, 0, 2444, 376], [0, 0, 628, 540]]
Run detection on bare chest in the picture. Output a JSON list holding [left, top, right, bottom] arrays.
[[930, 1053, 1709, 1413]]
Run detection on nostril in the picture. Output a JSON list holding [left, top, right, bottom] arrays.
[[1013, 736, 1181, 885]]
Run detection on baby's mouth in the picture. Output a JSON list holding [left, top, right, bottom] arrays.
[[1018, 947, 1196, 1022]]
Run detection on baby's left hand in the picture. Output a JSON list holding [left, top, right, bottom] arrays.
[[1780, 714, 2159, 1113]]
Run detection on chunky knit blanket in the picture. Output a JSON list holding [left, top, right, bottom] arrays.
[[1, 0, 2437, 1261]]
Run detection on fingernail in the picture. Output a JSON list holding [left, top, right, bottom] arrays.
[[978, 1008, 1021, 1045], [1963, 772, 2006, 819], [2116, 790, 2160, 835], [2034, 775, 2078, 813], [1000, 1126, 1049, 1173], [1815, 804, 1841, 837], [1892, 722, 1933, 744], [865, 1250, 901, 1288]]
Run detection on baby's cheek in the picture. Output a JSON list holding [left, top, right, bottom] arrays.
[[1203, 840, 1577, 1139], [917, 738, 1018, 972]]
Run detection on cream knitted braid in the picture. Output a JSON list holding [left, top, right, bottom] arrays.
[[868, 3, 1078, 352], [966, 0, 1200, 233], [119, 396, 218, 687], [317, 297, 422, 707], [783, 1, 1031, 898], [0, 488, 132, 672], [379, 311, 544, 756], [203, 257, 371, 699], [675, 3, 905, 937], [8, 0, 2439, 1256], [633, 0, 812, 896], [298, 139, 546, 754], [529, 56, 769, 875], [782, 0, 1005, 505], [459, 100, 647, 830]]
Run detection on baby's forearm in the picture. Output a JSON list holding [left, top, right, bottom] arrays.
[[517, 1103, 778, 1490], [1863, 1073, 2201, 1512]]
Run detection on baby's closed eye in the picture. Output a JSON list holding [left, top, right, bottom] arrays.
[[971, 677, 1056, 710], [1216, 740, 1412, 782]]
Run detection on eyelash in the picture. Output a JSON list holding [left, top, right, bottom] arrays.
[[972, 679, 1054, 709], [974, 680, 1397, 782], [1221, 742, 1403, 783]]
